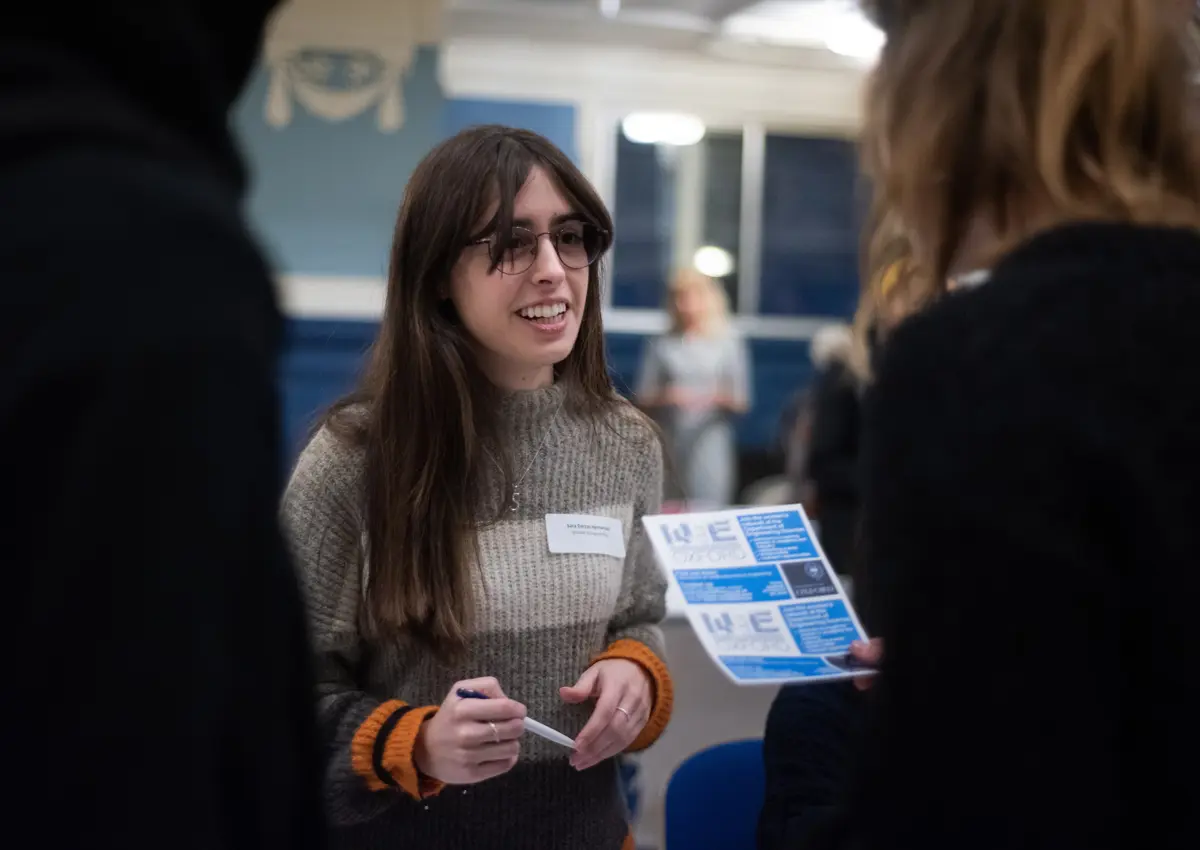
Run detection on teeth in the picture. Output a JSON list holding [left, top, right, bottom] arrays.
[[519, 302, 567, 319]]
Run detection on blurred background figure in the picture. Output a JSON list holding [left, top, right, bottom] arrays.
[[758, 258, 912, 850], [800, 321, 859, 575], [1, 1, 325, 848], [637, 268, 751, 509], [847, 1, 1200, 849]]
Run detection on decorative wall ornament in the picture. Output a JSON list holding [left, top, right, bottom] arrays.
[[262, 0, 442, 132]]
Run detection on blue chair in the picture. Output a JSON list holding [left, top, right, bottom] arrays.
[[665, 739, 765, 850]]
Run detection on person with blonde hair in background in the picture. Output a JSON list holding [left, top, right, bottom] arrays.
[[636, 268, 751, 508], [838, 1, 1200, 848]]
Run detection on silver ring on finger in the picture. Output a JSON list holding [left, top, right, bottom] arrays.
[[616, 706, 632, 721], [489, 721, 500, 744]]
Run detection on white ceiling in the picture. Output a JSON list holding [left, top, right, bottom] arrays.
[[445, 0, 880, 65]]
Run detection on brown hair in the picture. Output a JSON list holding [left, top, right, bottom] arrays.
[[860, 0, 1200, 302], [323, 126, 621, 660]]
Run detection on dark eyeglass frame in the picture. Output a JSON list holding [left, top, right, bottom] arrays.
[[471, 222, 611, 276]]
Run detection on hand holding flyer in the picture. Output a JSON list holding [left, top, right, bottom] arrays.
[[642, 504, 875, 685]]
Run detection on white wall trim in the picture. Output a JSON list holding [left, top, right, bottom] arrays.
[[279, 276, 825, 340], [440, 37, 865, 134], [277, 275, 387, 320]]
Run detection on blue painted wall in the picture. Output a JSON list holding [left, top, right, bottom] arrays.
[[234, 48, 578, 276], [281, 320, 375, 455], [234, 49, 443, 276], [282, 322, 811, 460]]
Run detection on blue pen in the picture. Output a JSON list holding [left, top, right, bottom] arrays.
[[456, 688, 576, 749]]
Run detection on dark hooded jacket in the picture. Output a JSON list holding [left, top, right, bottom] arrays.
[[1, 4, 326, 847]]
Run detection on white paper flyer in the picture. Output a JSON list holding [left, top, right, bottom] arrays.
[[643, 504, 873, 686]]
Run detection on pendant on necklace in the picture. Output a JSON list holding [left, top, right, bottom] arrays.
[[509, 490, 519, 513]]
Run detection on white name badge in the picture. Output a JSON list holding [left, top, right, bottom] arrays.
[[545, 514, 626, 559]]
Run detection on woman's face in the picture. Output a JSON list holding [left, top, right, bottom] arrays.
[[449, 166, 591, 390], [673, 284, 707, 329]]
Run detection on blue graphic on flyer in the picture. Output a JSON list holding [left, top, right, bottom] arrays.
[[736, 510, 820, 563], [780, 599, 861, 655], [674, 566, 791, 604], [718, 656, 848, 681], [642, 504, 872, 686]]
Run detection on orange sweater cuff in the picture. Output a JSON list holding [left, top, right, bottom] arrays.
[[593, 638, 674, 752], [350, 700, 445, 799]]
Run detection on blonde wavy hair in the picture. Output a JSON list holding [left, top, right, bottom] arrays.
[[860, 0, 1200, 303], [850, 209, 920, 378], [666, 267, 731, 336]]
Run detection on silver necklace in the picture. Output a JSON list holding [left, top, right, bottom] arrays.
[[486, 393, 564, 513]]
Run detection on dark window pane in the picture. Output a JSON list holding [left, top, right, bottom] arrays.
[[759, 135, 862, 317], [701, 132, 743, 309], [610, 134, 672, 309], [611, 127, 743, 310]]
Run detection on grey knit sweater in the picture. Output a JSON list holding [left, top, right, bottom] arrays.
[[281, 385, 671, 849]]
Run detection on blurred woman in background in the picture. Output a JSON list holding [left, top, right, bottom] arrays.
[[847, 1, 1200, 848], [637, 268, 751, 508]]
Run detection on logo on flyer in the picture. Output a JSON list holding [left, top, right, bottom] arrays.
[[660, 518, 747, 563]]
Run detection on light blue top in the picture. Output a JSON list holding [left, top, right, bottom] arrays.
[[636, 331, 751, 506]]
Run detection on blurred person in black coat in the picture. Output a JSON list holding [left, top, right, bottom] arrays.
[[831, 1, 1200, 849], [804, 323, 862, 577], [0, 3, 325, 847]]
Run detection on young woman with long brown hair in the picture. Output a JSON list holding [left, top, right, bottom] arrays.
[[842, 1, 1200, 848], [281, 125, 672, 849]]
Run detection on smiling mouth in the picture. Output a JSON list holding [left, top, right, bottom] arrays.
[[517, 302, 568, 325]]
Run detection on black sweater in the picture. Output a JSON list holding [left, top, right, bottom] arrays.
[[847, 222, 1200, 850], [807, 359, 863, 574], [758, 682, 865, 850], [1, 3, 325, 847]]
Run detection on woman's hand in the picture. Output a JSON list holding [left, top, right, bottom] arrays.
[[560, 659, 652, 771], [413, 677, 526, 785], [850, 638, 883, 691], [664, 387, 715, 410]]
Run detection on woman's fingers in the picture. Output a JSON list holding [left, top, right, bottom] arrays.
[[574, 682, 624, 753], [573, 690, 650, 770], [455, 717, 524, 748], [470, 754, 520, 782], [456, 697, 526, 724], [850, 638, 883, 691], [467, 741, 521, 765], [453, 676, 507, 699], [573, 728, 622, 770], [850, 638, 883, 665]]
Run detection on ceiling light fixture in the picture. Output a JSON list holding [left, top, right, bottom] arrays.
[[621, 112, 707, 146], [823, 8, 885, 62], [693, 246, 735, 278]]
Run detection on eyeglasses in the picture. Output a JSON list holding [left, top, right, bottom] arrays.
[[472, 221, 610, 276]]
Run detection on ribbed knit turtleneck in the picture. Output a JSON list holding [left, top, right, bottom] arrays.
[[281, 387, 672, 850]]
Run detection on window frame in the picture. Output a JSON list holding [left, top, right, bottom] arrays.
[[589, 107, 860, 341]]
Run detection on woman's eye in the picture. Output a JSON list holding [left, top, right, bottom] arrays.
[[506, 231, 535, 251]]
